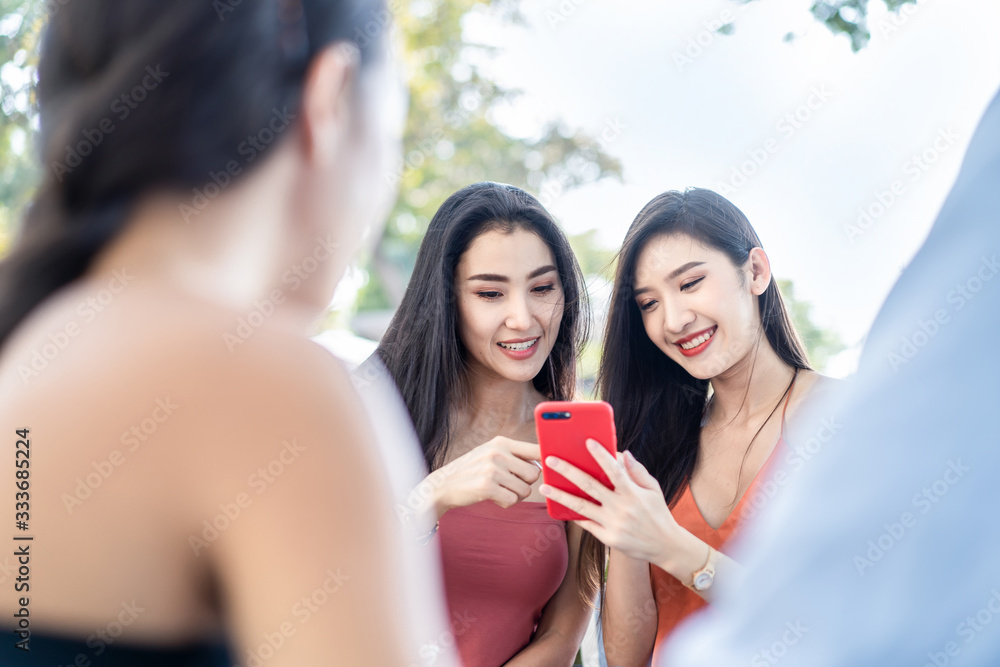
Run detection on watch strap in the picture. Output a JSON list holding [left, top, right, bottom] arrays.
[[687, 544, 718, 591]]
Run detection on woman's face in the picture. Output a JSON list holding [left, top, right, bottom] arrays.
[[455, 227, 565, 385], [632, 232, 769, 380]]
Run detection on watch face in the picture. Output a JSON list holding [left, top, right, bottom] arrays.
[[694, 572, 713, 591]]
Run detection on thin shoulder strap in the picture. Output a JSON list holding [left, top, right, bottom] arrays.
[[779, 369, 799, 441]]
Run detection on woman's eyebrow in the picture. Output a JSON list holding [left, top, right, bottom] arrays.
[[467, 272, 508, 282], [528, 264, 557, 279], [633, 261, 705, 297], [667, 261, 705, 280], [467, 264, 557, 282]]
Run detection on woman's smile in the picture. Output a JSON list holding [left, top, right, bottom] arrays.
[[497, 336, 541, 359], [675, 326, 717, 357]]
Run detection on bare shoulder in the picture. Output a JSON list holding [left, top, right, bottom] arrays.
[[5, 282, 380, 492], [134, 320, 413, 665], [144, 318, 379, 476], [0, 277, 387, 510]]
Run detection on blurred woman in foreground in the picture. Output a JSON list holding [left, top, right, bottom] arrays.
[[0, 1, 456, 665]]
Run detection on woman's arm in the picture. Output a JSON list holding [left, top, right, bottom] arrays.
[[503, 522, 594, 666], [540, 443, 745, 605], [650, 526, 744, 605], [600, 510, 744, 666], [602, 549, 657, 667]]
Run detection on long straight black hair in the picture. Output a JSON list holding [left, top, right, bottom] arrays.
[[581, 187, 812, 605], [0, 0, 385, 353], [376, 182, 588, 471]]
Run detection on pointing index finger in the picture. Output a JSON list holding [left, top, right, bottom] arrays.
[[507, 439, 542, 462]]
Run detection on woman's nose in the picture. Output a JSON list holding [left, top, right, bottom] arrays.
[[505, 295, 533, 331], [661, 297, 693, 336]]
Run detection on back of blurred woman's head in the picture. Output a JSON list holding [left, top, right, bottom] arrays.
[[0, 0, 391, 353]]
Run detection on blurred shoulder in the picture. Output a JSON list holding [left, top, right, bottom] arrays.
[[60, 283, 368, 451], [141, 315, 384, 506], [112, 287, 358, 400], [787, 370, 843, 418], [156, 317, 362, 428], [3, 281, 354, 399]]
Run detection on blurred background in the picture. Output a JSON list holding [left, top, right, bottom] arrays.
[[1, 0, 998, 392]]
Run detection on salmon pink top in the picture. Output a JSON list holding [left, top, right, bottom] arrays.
[[438, 500, 568, 667], [650, 386, 795, 664]]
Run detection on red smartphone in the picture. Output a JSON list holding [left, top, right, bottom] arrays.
[[534, 400, 617, 521]]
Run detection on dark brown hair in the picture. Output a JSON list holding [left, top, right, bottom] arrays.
[[0, 0, 386, 352]]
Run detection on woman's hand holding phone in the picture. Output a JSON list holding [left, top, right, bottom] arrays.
[[424, 436, 542, 517], [541, 442, 690, 567]]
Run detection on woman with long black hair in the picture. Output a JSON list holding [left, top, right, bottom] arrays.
[[537, 188, 832, 665], [0, 1, 456, 665], [374, 181, 594, 666]]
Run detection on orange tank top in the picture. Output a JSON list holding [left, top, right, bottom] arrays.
[[649, 384, 794, 664]]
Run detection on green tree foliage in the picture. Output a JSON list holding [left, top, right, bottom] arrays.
[[733, 0, 919, 51], [0, 0, 927, 256], [0, 0, 849, 372], [567, 229, 616, 279], [777, 278, 844, 370], [0, 0, 44, 257], [809, 0, 918, 51], [357, 0, 622, 310]]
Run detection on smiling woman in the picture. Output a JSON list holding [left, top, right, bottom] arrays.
[[373, 181, 594, 666], [535, 187, 835, 666]]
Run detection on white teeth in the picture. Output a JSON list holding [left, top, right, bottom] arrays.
[[499, 338, 538, 351], [680, 329, 715, 350]]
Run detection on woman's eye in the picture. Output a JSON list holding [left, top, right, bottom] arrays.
[[680, 277, 705, 291], [638, 300, 656, 312], [532, 284, 556, 294], [476, 291, 502, 300]]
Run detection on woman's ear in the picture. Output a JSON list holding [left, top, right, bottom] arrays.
[[747, 247, 772, 296], [298, 42, 360, 169]]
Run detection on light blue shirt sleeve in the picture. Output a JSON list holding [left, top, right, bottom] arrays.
[[660, 87, 1000, 667]]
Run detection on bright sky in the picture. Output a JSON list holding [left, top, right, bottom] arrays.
[[462, 0, 1000, 376]]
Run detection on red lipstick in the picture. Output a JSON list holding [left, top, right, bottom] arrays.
[[675, 326, 717, 357]]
